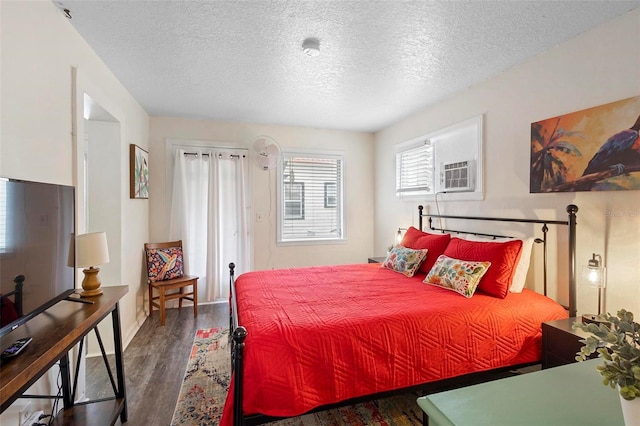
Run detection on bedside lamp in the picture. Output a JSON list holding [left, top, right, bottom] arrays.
[[76, 232, 110, 297], [581, 253, 606, 324], [396, 227, 408, 245]]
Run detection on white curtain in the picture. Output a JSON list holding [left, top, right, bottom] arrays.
[[169, 147, 250, 301]]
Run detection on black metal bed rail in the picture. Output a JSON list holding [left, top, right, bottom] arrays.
[[418, 205, 571, 228], [418, 204, 578, 317]]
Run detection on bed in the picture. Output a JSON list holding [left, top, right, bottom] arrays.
[[222, 205, 578, 426]]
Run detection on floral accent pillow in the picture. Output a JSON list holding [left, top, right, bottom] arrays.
[[146, 247, 184, 282], [423, 255, 491, 298], [382, 245, 428, 277]]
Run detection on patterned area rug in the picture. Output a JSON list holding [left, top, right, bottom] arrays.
[[171, 328, 423, 426], [171, 328, 231, 425]]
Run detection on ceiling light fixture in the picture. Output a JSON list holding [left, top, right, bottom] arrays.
[[302, 38, 320, 57]]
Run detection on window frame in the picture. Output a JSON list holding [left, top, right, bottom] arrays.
[[395, 115, 484, 202], [323, 182, 337, 208], [283, 181, 305, 220], [395, 137, 434, 199], [277, 149, 345, 246]]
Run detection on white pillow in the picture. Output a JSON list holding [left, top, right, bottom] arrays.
[[460, 235, 534, 293]]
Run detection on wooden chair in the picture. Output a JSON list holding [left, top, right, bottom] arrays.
[[144, 240, 198, 326]]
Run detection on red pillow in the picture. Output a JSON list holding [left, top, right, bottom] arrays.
[[443, 237, 523, 298], [400, 227, 451, 274]]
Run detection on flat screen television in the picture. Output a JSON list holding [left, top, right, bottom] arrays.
[[0, 178, 76, 337]]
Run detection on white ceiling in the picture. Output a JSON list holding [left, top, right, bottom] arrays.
[[57, 1, 640, 133]]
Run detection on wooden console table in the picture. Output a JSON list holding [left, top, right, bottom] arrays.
[[0, 286, 128, 425]]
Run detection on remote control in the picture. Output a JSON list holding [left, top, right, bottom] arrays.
[[1, 337, 32, 359]]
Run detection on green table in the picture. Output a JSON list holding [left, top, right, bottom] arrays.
[[417, 359, 624, 426]]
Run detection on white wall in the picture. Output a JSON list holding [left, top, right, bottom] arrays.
[[1, 1, 149, 347], [87, 120, 122, 287], [149, 117, 374, 271], [375, 8, 640, 317]]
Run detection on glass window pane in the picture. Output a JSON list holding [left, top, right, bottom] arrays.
[[396, 140, 434, 197], [279, 153, 343, 242]]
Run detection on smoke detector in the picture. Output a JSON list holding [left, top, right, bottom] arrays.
[[302, 38, 320, 57]]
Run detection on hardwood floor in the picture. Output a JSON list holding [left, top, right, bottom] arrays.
[[86, 303, 228, 425]]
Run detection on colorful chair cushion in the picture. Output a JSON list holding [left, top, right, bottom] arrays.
[[146, 246, 184, 282]]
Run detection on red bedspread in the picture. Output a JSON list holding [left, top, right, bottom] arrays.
[[222, 263, 568, 422]]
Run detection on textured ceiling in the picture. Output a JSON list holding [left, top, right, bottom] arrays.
[[57, 1, 640, 132]]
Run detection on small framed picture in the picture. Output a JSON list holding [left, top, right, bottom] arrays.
[[130, 144, 149, 199]]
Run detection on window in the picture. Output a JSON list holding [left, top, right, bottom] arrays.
[[284, 182, 304, 219], [324, 182, 337, 208], [396, 139, 434, 198], [278, 151, 344, 243], [395, 115, 483, 201]]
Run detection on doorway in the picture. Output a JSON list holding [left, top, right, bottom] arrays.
[[82, 93, 122, 286], [71, 88, 123, 403], [168, 143, 251, 302]]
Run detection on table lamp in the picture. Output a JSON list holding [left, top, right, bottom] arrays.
[[76, 231, 110, 297], [580, 253, 606, 324]]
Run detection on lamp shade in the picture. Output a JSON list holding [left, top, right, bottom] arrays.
[[76, 232, 110, 268], [581, 253, 606, 289], [582, 264, 606, 288]]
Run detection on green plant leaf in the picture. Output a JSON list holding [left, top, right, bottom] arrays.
[[575, 310, 640, 400]]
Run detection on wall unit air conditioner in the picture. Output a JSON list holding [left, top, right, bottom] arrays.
[[440, 160, 475, 192]]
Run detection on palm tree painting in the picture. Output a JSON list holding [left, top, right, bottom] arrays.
[[530, 96, 640, 192], [130, 144, 149, 199]]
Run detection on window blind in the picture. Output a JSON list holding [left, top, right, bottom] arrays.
[[396, 140, 434, 197], [279, 153, 343, 242]]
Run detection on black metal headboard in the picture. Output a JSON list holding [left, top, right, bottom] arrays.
[[418, 204, 578, 317]]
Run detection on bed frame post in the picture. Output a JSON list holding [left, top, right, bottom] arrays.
[[538, 224, 549, 296], [13, 275, 25, 317], [229, 263, 247, 426], [233, 326, 247, 426], [229, 262, 236, 339], [567, 204, 578, 318]]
